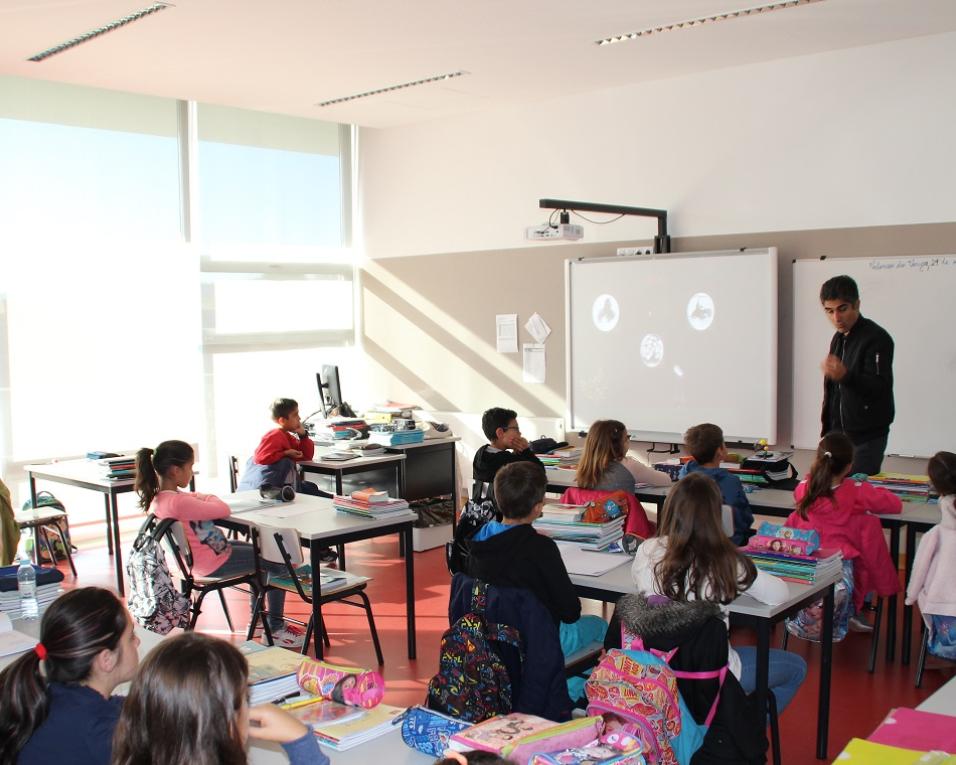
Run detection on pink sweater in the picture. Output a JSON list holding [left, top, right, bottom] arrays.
[[150, 491, 232, 577], [905, 495, 956, 620]]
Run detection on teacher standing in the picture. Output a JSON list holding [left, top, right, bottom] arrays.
[[819, 275, 895, 475]]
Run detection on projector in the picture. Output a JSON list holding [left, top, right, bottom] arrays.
[[526, 223, 584, 241]]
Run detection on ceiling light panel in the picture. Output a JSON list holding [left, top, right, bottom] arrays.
[[28, 2, 172, 62], [316, 71, 469, 107], [595, 0, 825, 46]]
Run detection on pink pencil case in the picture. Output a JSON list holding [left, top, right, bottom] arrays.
[[296, 658, 385, 709]]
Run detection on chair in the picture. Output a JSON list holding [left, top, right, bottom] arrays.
[[254, 526, 384, 664], [14, 507, 76, 576], [228, 455, 240, 493], [160, 519, 264, 635], [914, 616, 956, 688]]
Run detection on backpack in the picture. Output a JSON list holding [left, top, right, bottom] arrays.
[[586, 636, 727, 765], [21, 491, 74, 562], [446, 499, 497, 575], [784, 559, 854, 642], [126, 516, 191, 634], [426, 579, 522, 722]]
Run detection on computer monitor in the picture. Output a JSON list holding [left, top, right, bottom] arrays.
[[317, 365, 343, 417]]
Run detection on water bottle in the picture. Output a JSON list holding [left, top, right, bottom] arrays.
[[17, 541, 38, 620]]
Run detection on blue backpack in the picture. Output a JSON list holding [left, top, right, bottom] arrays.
[[426, 579, 522, 722]]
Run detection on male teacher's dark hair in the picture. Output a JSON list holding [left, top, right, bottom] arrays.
[[819, 275, 859, 304]]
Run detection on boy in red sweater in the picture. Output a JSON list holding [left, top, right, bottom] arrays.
[[238, 398, 320, 495]]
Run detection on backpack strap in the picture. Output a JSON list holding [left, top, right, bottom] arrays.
[[670, 665, 729, 726]]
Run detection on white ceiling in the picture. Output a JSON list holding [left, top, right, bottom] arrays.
[[2, 0, 955, 128]]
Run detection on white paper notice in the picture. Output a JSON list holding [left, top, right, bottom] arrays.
[[525, 312, 551, 344], [496, 314, 518, 353], [523, 343, 546, 384]]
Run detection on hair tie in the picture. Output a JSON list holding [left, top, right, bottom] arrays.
[[823, 451, 832, 459], [34, 643, 48, 661]]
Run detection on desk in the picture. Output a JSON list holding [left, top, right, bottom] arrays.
[[916, 674, 956, 716], [567, 556, 840, 760], [223, 493, 418, 661], [25, 460, 135, 595], [385, 436, 460, 527], [299, 451, 406, 498]]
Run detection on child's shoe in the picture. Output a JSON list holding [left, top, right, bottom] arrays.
[[271, 624, 307, 649], [848, 614, 874, 632]]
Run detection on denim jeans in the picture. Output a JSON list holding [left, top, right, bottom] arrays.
[[735, 645, 808, 714], [206, 542, 287, 632]]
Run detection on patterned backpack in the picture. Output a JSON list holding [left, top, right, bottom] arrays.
[[426, 579, 522, 722], [126, 516, 190, 634], [585, 635, 727, 765]]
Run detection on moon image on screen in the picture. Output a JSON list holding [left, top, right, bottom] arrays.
[[640, 333, 664, 367], [592, 294, 620, 332], [686, 292, 715, 331]]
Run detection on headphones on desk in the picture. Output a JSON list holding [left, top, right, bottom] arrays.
[[260, 484, 295, 502]]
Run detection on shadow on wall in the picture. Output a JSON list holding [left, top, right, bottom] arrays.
[[361, 267, 563, 416]]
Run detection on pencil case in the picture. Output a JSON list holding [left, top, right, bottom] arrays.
[[296, 659, 385, 708], [755, 522, 820, 553], [399, 705, 471, 757]]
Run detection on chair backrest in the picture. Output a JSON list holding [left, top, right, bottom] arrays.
[[720, 505, 734, 538], [258, 526, 304, 567], [228, 455, 239, 493], [161, 520, 194, 575], [561, 487, 653, 539]]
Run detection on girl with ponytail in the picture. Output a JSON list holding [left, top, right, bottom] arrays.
[[786, 432, 902, 630], [0, 587, 139, 765]]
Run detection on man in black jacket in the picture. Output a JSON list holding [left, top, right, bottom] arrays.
[[819, 275, 895, 475]]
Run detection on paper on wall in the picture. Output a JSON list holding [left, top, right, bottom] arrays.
[[525, 312, 551, 344], [522, 343, 546, 384], [496, 314, 518, 353]]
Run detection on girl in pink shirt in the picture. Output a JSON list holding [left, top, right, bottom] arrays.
[[134, 440, 301, 648]]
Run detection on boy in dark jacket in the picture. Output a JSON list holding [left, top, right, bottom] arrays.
[[472, 407, 543, 503], [679, 423, 754, 546]]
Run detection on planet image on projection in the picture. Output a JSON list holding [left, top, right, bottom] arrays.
[[640, 333, 664, 368], [686, 292, 715, 331], [592, 294, 620, 332]]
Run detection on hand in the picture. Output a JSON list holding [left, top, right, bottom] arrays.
[[512, 436, 530, 452], [821, 354, 848, 381], [295, 426, 308, 437], [283, 448, 304, 459], [247, 704, 309, 744]]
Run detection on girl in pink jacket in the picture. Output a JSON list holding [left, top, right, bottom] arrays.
[[786, 432, 901, 630], [905, 451, 956, 660]]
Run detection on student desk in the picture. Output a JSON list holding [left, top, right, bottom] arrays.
[[565, 555, 840, 760], [299, 450, 406, 497], [385, 436, 460, 527], [222, 493, 418, 660], [916, 673, 956, 716]]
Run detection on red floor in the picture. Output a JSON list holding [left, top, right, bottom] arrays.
[[59, 534, 949, 764]]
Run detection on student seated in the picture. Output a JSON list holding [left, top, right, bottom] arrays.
[[576, 419, 672, 492], [135, 440, 302, 649], [238, 397, 321, 496], [112, 632, 329, 765], [679, 423, 754, 545], [465, 462, 606, 667], [787, 432, 901, 632], [0, 587, 140, 765], [632, 473, 807, 714], [472, 407, 544, 504]]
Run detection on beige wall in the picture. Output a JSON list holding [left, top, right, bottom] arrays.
[[360, 220, 956, 473]]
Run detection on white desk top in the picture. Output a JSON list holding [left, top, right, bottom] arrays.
[[916, 675, 956, 716], [224, 493, 417, 540], [384, 435, 460, 450], [25, 458, 135, 489], [303, 451, 405, 469], [566, 552, 844, 619]]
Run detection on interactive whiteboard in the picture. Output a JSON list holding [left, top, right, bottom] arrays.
[[791, 255, 956, 457], [566, 249, 777, 444]]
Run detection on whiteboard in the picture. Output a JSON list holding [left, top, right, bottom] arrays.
[[566, 249, 777, 444], [791, 255, 956, 457]]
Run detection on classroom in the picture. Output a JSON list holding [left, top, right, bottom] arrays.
[[1, 2, 955, 764]]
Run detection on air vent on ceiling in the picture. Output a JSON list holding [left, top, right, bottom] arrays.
[[316, 71, 469, 108]]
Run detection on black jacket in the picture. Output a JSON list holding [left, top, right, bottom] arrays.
[[464, 524, 581, 625], [472, 445, 543, 502], [821, 315, 894, 442]]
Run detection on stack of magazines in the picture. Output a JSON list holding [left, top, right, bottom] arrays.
[[743, 523, 843, 584], [533, 515, 624, 549], [333, 489, 410, 518], [868, 472, 935, 501]]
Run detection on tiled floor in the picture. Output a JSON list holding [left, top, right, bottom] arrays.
[[58, 533, 949, 764]]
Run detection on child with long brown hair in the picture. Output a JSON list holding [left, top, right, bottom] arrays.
[[575, 420, 671, 492], [111, 632, 329, 765], [0, 587, 140, 765], [631, 472, 807, 713], [786, 432, 901, 631]]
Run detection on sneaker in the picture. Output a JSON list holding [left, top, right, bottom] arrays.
[[271, 624, 306, 649], [848, 615, 874, 633]]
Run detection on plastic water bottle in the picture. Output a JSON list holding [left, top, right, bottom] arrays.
[[17, 542, 38, 620]]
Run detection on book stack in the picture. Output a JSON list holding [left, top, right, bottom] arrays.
[[868, 472, 935, 501], [97, 455, 136, 479], [533, 515, 625, 548], [368, 428, 425, 446], [239, 642, 310, 706], [540, 503, 587, 522], [537, 448, 582, 467], [743, 544, 843, 584], [333, 489, 410, 518], [309, 703, 405, 750]]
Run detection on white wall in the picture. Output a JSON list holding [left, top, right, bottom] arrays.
[[358, 31, 956, 259]]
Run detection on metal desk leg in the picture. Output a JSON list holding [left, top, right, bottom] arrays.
[[817, 583, 835, 760], [310, 540, 324, 659], [886, 524, 899, 662], [102, 494, 114, 555], [397, 462, 407, 558], [754, 620, 770, 752], [901, 524, 917, 665], [109, 491, 124, 596], [405, 524, 417, 659], [28, 475, 41, 558]]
